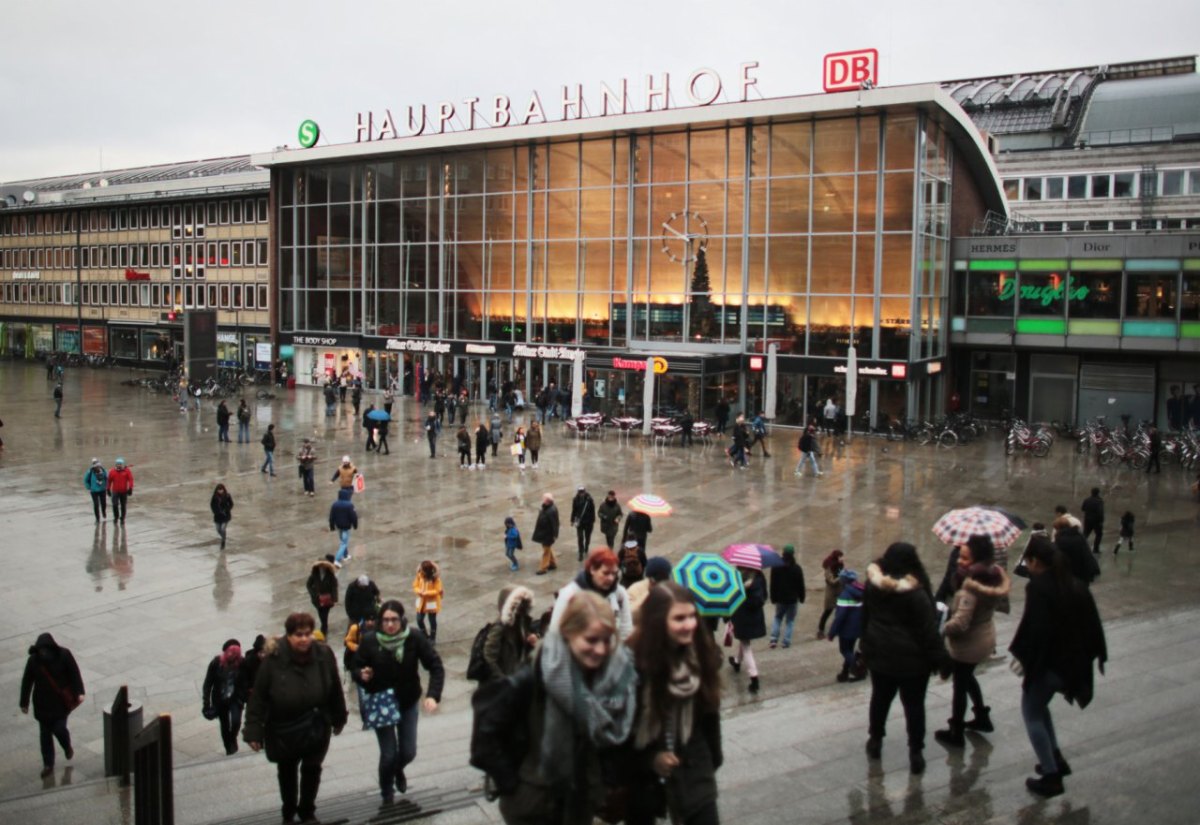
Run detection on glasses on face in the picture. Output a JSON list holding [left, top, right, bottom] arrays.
[[380, 616, 402, 625]]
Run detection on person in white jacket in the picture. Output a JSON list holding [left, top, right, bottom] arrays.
[[548, 547, 634, 641]]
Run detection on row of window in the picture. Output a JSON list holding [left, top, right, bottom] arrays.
[[1003, 168, 1200, 202], [0, 281, 269, 311], [0, 197, 269, 237], [1025, 218, 1200, 233], [1, 240, 268, 271], [958, 271, 1200, 321]]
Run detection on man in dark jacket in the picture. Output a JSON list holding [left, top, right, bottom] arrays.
[[236, 399, 252, 442], [261, 424, 277, 476], [532, 493, 560, 575], [1053, 517, 1099, 585], [216, 401, 232, 442], [20, 633, 85, 777], [363, 405, 378, 452], [768, 545, 806, 648], [53, 383, 64, 418], [344, 575, 380, 625], [1080, 488, 1105, 555], [597, 491, 623, 549], [730, 417, 749, 467], [329, 489, 358, 568], [623, 509, 653, 556], [569, 486, 596, 562]]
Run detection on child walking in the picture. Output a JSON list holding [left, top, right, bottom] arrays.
[[504, 516, 522, 571], [826, 569, 865, 682], [1113, 511, 1135, 554]]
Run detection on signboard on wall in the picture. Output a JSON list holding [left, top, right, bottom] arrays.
[[255, 342, 273, 368]]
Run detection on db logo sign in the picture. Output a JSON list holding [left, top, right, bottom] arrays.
[[823, 49, 879, 93]]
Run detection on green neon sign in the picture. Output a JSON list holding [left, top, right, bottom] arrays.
[[999, 275, 1089, 307], [298, 119, 320, 149]]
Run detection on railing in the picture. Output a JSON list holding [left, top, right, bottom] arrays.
[[108, 685, 132, 786], [133, 714, 174, 825]]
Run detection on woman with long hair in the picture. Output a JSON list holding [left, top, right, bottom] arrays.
[[626, 583, 724, 825], [210, 483, 234, 550], [816, 549, 845, 638], [202, 638, 248, 755], [412, 561, 444, 643], [1010, 535, 1107, 798], [861, 542, 947, 774], [727, 567, 767, 694], [472, 591, 638, 825]]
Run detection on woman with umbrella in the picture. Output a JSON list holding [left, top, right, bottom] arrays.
[[726, 563, 767, 695], [624, 494, 668, 556]]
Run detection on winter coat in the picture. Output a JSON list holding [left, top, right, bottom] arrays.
[[483, 587, 536, 681], [261, 430, 276, 451], [799, 431, 817, 454], [202, 655, 249, 711], [1010, 570, 1107, 708], [827, 582, 865, 641], [475, 426, 490, 453], [730, 572, 767, 641], [19, 634, 84, 722], [598, 499, 623, 535], [769, 560, 806, 605], [331, 463, 357, 488], [531, 502, 560, 545], [505, 525, 522, 551], [456, 430, 471, 452], [624, 511, 653, 543], [216, 404, 231, 426], [83, 465, 107, 493], [328, 489, 358, 531], [242, 636, 347, 753], [351, 626, 445, 708], [413, 563, 444, 614], [107, 466, 134, 494], [323, 385, 337, 405], [860, 563, 947, 677], [237, 404, 251, 424], [550, 570, 634, 641], [524, 426, 543, 452], [943, 567, 1011, 664], [210, 491, 234, 524], [1081, 494, 1105, 526], [297, 444, 316, 469], [570, 492, 596, 530], [1119, 513, 1135, 538], [306, 561, 339, 609], [1055, 527, 1099, 585], [344, 579, 380, 622], [822, 565, 844, 611]]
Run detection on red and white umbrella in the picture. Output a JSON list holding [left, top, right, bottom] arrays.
[[721, 543, 784, 570], [931, 506, 1024, 549], [628, 494, 673, 516]]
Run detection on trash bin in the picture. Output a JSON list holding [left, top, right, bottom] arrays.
[[103, 701, 143, 777]]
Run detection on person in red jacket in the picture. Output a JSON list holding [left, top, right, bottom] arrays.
[[107, 457, 134, 524]]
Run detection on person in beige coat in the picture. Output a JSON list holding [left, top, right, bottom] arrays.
[[934, 534, 1011, 748]]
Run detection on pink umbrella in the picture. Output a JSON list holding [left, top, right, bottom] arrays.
[[628, 494, 673, 516], [721, 543, 783, 570]]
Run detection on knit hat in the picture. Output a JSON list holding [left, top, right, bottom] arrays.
[[838, 569, 858, 583], [782, 544, 796, 556], [644, 556, 672, 581], [222, 638, 240, 651], [342, 455, 351, 464], [577, 485, 586, 492], [115, 457, 125, 466], [91, 458, 99, 466]]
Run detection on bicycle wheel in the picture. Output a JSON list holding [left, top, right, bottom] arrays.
[[256, 389, 273, 400], [1098, 448, 1116, 466], [937, 430, 958, 449], [1032, 441, 1051, 458], [918, 427, 933, 446], [1131, 451, 1149, 471]]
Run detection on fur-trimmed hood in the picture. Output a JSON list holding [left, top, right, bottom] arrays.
[[963, 566, 1011, 599], [866, 562, 920, 593], [497, 586, 534, 627], [310, 560, 337, 577]]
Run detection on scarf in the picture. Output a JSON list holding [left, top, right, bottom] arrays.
[[538, 629, 638, 788], [634, 647, 701, 751], [375, 626, 411, 664]]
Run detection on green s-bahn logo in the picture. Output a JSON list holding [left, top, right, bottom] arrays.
[[298, 120, 320, 149]]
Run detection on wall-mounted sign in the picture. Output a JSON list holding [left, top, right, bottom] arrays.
[[999, 275, 1089, 306], [612, 356, 669, 373], [823, 49, 879, 93], [890, 364, 907, 379], [217, 332, 239, 344], [926, 361, 943, 375], [465, 343, 497, 355], [124, 268, 150, 281], [385, 338, 451, 353], [294, 335, 340, 347], [748, 356, 764, 372], [514, 344, 585, 361], [12, 271, 40, 280], [255, 342, 273, 366], [355, 63, 760, 142], [298, 119, 320, 149]]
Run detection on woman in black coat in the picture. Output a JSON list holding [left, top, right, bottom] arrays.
[[210, 483, 234, 550], [20, 633, 85, 777], [861, 542, 947, 774], [727, 567, 767, 694], [202, 638, 249, 755]]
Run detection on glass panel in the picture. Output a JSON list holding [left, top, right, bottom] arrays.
[[1125, 274, 1177, 319], [689, 129, 726, 181], [652, 132, 687, 183], [1024, 178, 1042, 200], [1090, 175, 1111, 198], [967, 271, 1012, 317], [857, 174, 878, 232], [1046, 177, 1064, 199], [1069, 272, 1121, 319], [1018, 272, 1068, 317], [858, 115, 879, 172], [884, 115, 916, 170], [548, 142, 579, 189], [882, 173, 914, 231], [768, 176, 808, 235], [767, 235, 807, 294], [855, 235, 876, 295], [1161, 170, 1184, 196], [1114, 172, 1135, 198], [770, 121, 810, 177], [808, 296, 851, 357], [1181, 274, 1200, 321], [809, 235, 852, 294], [688, 182, 725, 237], [812, 176, 855, 233], [879, 234, 913, 295], [878, 297, 912, 359], [813, 118, 857, 174], [1067, 176, 1087, 199]]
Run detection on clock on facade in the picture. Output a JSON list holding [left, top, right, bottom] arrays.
[[659, 211, 709, 263]]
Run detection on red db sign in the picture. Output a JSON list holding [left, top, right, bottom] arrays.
[[823, 49, 879, 93]]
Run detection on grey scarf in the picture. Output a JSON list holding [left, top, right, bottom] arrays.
[[538, 629, 638, 787]]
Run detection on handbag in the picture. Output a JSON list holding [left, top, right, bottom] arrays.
[[722, 623, 734, 648], [361, 687, 402, 730], [509, 443, 523, 456], [318, 593, 334, 608], [354, 473, 366, 492]]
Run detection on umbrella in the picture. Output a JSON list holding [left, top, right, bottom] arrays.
[[673, 553, 746, 617], [628, 493, 672, 516], [980, 505, 1027, 530], [932, 506, 1025, 549], [366, 409, 391, 421], [721, 543, 785, 570]]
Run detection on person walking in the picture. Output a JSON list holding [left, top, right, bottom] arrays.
[[260, 424, 277, 476], [525, 421, 543, 469], [816, 549, 845, 638], [330, 455, 358, 497], [1052, 516, 1099, 586], [503, 516, 523, 571], [456, 425, 472, 468], [53, 382, 63, 418], [323, 382, 337, 418], [626, 556, 672, 620], [363, 405, 378, 452], [933, 535, 1010, 748], [624, 583, 724, 825], [482, 586, 538, 682], [306, 558, 340, 636], [383, 385, 395, 415], [298, 438, 316, 497], [729, 416, 749, 468], [351, 381, 363, 416], [210, 483, 234, 550], [714, 397, 730, 434], [727, 566, 767, 694], [216, 400, 232, 443], [678, 409, 695, 447], [622, 508, 653, 556], [236, 399, 251, 443], [412, 561, 444, 643], [861, 542, 948, 774], [350, 599, 444, 802], [569, 486, 596, 562], [532, 493, 560, 575], [375, 417, 391, 455], [749, 411, 771, 457], [474, 420, 490, 469], [768, 544, 806, 649], [83, 458, 108, 522], [20, 633, 85, 778], [795, 424, 823, 477], [513, 426, 527, 470], [329, 488, 358, 568], [243, 613, 347, 825], [1080, 487, 1105, 555], [1146, 425, 1162, 473], [470, 591, 637, 825], [489, 411, 503, 457], [107, 457, 134, 525], [597, 490, 623, 550], [827, 569, 866, 682], [344, 574, 381, 627], [424, 411, 439, 458], [202, 639, 249, 755], [549, 547, 634, 641], [1113, 510, 1135, 554], [1010, 535, 1107, 797]]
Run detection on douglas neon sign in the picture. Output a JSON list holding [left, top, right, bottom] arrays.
[[999, 276, 1089, 306]]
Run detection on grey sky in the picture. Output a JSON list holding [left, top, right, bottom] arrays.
[[2, 0, 1196, 183]]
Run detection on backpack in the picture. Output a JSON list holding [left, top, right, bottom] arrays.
[[466, 622, 495, 682]]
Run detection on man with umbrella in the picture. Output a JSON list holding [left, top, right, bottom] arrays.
[[363, 404, 378, 452]]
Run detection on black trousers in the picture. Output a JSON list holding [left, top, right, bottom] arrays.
[[868, 670, 930, 749], [111, 492, 128, 522], [276, 755, 324, 821], [576, 525, 593, 560], [90, 491, 107, 520], [950, 660, 984, 725], [1083, 520, 1103, 554]]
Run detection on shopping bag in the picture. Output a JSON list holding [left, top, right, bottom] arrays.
[[354, 473, 366, 492], [509, 443, 522, 457]]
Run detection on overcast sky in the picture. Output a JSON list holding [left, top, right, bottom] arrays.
[[2, 0, 1196, 183]]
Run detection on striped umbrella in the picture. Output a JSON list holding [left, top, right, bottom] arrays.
[[931, 506, 1024, 549], [672, 553, 745, 617], [628, 493, 673, 516], [721, 543, 785, 570]]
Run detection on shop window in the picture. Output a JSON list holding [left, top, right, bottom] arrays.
[[1125, 274, 1177, 319], [966, 271, 1011, 317], [1182, 276, 1200, 321], [1068, 272, 1121, 319]]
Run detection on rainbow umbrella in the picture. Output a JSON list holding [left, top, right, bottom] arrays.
[[672, 553, 745, 617], [722, 543, 784, 570], [628, 493, 673, 516]]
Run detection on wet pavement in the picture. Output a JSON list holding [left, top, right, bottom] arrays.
[[1, 360, 1199, 824]]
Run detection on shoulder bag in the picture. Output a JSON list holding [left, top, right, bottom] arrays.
[[361, 687, 402, 729]]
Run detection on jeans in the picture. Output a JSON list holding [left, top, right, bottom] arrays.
[[576, 525, 592, 560], [950, 660, 984, 725], [1022, 669, 1065, 774], [111, 492, 128, 522], [261, 449, 275, 475], [416, 612, 438, 641], [729, 445, 747, 466], [55, 398, 63, 418], [90, 491, 107, 520], [302, 467, 315, 494], [237, 422, 250, 442], [795, 452, 821, 475], [817, 607, 834, 635], [838, 636, 857, 670], [218, 423, 230, 442], [218, 701, 243, 753], [39, 717, 71, 768], [868, 670, 930, 749], [336, 529, 351, 563], [770, 603, 798, 646], [374, 702, 420, 798], [505, 545, 518, 569], [216, 520, 228, 545]]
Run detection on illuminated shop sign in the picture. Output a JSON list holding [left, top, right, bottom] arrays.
[[748, 356, 764, 371], [294, 336, 339, 346], [998, 275, 1089, 306], [514, 344, 586, 361], [612, 356, 669, 374], [823, 49, 879, 93], [465, 343, 497, 355], [385, 338, 451, 353], [354, 63, 760, 142], [834, 363, 907, 379], [13, 271, 40, 280]]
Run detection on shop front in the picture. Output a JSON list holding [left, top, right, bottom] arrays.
[[56, 324, 81, 355], [217, 331, 241, 368], [109, 326, 141, 361], [82, 326, 107, 356], [287, 333, 363, 386]]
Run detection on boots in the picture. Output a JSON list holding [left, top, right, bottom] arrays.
[[837, 664, 849, 682], [1025, 773, 1064, 798], [297, 764, 322, 822], [934, 721, 965, 748], [1036, 749, 1072, 777], [728, 656, 741, 674], [865, 736, 882, 759], [748, 676, 760, 694], [963, 706, 993, 733], [909, 748, 926, 774]]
